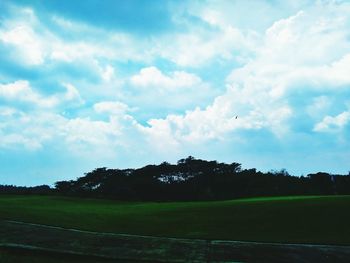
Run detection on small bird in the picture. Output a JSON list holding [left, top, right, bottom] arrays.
[[235, 116, 238, 119]]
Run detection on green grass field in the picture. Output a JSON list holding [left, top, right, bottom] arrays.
[[1, 195, 350, 245]]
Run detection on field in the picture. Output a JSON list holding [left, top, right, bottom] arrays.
[[1, 194, 350, 245], [0, 246, 121, 263]]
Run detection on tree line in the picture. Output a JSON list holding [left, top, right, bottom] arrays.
[[53, 156, 350, 201], [0, 184, 52, 195], [1, 156, 350, 201]]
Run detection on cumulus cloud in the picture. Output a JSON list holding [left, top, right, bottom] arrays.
[[140, 1, 350, 146], [130, 66, 202, 89], [93, 101, 130, 115], [0, 133, 42, 150], [0, 5, 153, 68], [0, 24, 45, 65], [128, 66, 218, 117], [158, 29, 249, 67], [139, 85, 292, 147], [0, 80, 83, 108], [0, 109, 63, 150], [0, 80, 58, 107], [62, 117, 123, 152], [314, 111, 350, 132], [0, 106, 140, 156], [156, 13, 255, 67]]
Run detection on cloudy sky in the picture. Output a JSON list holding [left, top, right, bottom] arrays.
[[1, 0, 350, 186]]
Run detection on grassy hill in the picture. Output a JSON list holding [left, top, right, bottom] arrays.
[[1, 195, 350, 245]]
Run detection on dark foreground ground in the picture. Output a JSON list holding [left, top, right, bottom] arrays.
[[1, 220, 350, 263], [1, 195, 350, 262]]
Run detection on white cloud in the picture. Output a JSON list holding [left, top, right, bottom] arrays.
[[137, 117, 181, 152], [0, 133, 42, 150], [130, 66, 202, 89], [0, 105, 140, 156], [63, 117, 121, 147], [139, 1, 350, 145], [0, 80, 83, 108], [128, 66, 218, 114], [50, 41, 110, 63], [0, 25, 45, 65], [155, 0, 267, 67], [262, 5, 350, 66], [157, 23, 254, 67], [62, 83, 84, 105], [48, 17, 154, 64], [0, 80, 29, 98], [93, 101, 130, 115], [0, 109, 64, 150], [314, 111, 350, 132], [0, 80, 57, 107], [0, 107, 17, 117], [101, 65, 116, 82], [0, 6, 154, 67], [140, 84, 292, 146]]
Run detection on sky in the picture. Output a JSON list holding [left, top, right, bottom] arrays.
[[1, 0, 350, 186]]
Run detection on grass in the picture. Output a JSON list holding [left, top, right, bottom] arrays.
[[0, 247, 136, 263], [0, 194, 350, 245]]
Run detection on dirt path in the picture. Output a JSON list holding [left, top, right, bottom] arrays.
[[1, 220, 350, 262]]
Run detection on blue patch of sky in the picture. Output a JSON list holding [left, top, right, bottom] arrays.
[[13, 0, 177, 35], [0, 6, 10, 24], [0, 148, 87, 186], [52, 61, 102, 84], [0, 52, 40, 82], [112, 60, 149, 78]]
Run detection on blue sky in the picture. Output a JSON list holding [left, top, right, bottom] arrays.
[[1, 0, 350, 186]]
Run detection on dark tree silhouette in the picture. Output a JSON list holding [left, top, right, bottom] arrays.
[[40, 157, 350, 201], [2, 157, 349, 200]]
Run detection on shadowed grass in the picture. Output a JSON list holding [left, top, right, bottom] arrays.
[[0, 246, 139, 263], [0, 195, 350, 245]]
